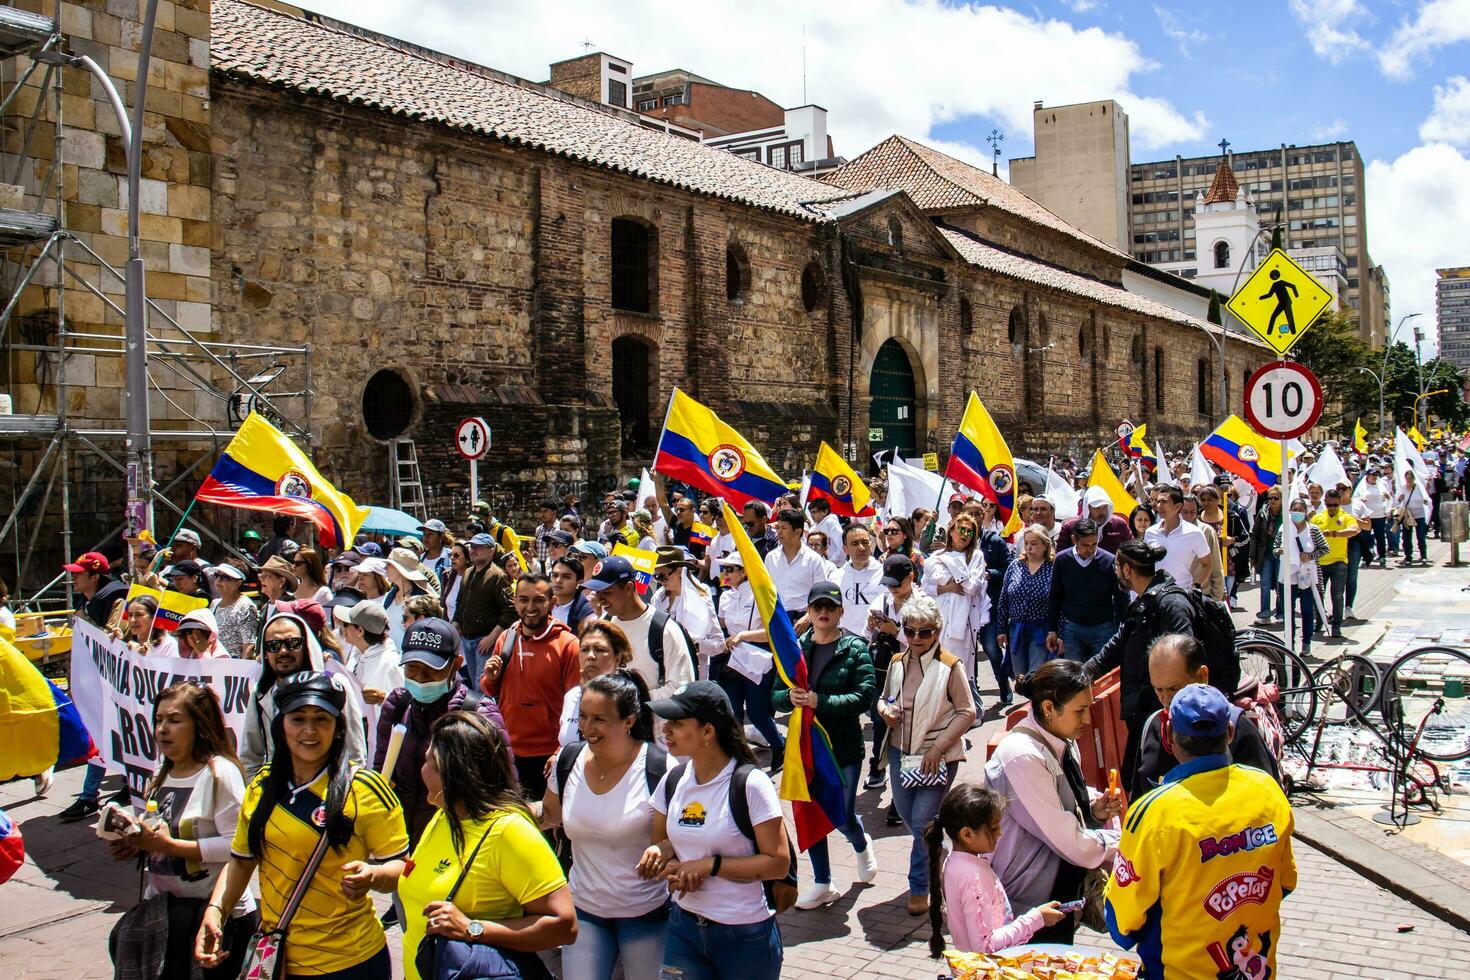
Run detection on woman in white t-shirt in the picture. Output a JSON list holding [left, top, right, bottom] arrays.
[[639, 681, 790, 979], [543, 670, 669, 978], [106, 682, 259, 979]]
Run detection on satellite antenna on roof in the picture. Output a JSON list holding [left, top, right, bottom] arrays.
[[581, 36, 595, 53]]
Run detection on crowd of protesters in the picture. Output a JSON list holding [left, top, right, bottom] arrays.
[[39, 432, 1464, 979]]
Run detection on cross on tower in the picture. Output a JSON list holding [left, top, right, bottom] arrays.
[[987, 128, 1004, 177], [581, 36, 595, 53], [1218, 137, 1231, 156]]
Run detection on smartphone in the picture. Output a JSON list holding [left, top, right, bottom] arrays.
[[1056, 898, 1086, 914]]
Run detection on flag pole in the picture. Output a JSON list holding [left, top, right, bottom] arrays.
[[1281, 436, 1295, 656]]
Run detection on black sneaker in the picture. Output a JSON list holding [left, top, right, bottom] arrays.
[[58, 798, 99, 823], [885, 804, 903, 827], [380, 906, 400, 929], [864, 766, 886, 789]]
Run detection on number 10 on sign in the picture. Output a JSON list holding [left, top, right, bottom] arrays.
[[1244, 361, 1323, 440]]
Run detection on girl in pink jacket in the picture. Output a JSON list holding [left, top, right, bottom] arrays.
[[926, 783, 1066, 957]]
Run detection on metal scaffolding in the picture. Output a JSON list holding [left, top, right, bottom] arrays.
[[0, 4, 312, 608]]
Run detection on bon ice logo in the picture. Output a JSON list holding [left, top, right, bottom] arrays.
[[707, 445, 746, 483], [1113, 857, 1139, 888], [1199, 823, 1277, 863], [1204, 866, 1275, 921]]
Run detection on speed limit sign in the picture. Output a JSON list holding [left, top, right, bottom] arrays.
[[1244, 361, 1322, 440]]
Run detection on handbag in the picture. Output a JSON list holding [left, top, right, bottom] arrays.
[[236, 820, 333, 980], [898, 752, 949, 789], [415, 821, 553, 980]]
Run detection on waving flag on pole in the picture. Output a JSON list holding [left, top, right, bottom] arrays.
[[1086, 450, 1139, 516], [1, 636, 92, 781], [1045, 461, 1082, 520], [721, 501, 845, 851], [1154, 439, 1178, 487], [1189, 445, 1217, 487], [1119, 423, 1157, 472], [945, 393, 1022, 535], [654, 389, 786, 508], [196, 412, 369, 548], [1353, 419, 1369, 455], [1201, 415, 1284, 492], [125, 583, 209, 632], [809, 441, 877, 517]]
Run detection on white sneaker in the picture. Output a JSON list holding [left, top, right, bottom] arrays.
[[33, 768, 53, 797], [795, 882, 841, 909], [855, 837, 879, 883], [1346, 606, 1357, 621]]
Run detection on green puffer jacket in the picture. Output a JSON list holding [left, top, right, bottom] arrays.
[[771, 631, 876, 766]]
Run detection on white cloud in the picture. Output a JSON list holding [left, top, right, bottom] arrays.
[[1311, 118, 1348, 141], [1064, 0, 1099, 12], [1154, 5, 1208, 57], [1289, 0, 1369, 63], [1420, 76, 1470, 146], [1380, 0, 1470, 80], [1367, 142, 1470, 353], [298, 0, 1207, 156]]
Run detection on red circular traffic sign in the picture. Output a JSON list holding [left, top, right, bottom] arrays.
[[1244, 361, 1322, 440], [455, 416, 491, 460]]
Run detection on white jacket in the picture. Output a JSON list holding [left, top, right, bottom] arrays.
[[1352, 477, 1390, 519], [922, 548, 987, 645]]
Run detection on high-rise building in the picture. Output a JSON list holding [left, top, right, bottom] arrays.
[[1438, 267, 1470, 371], [1008, 100, 1131, 252]]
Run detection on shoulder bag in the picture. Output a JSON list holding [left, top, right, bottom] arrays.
[[414, 818, 553, 980], [236, 819, 333, 980]]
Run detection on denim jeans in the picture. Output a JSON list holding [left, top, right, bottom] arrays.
[[1007, 622, 1051, 677], [1387, 520, 1402, 554], [563, 904, 669, 980], [663, 904, 782, 980], [1369, 516, 1389, 564], [459, 634, 487, 688], [79, 759, 106, 802], [718, 666, 784, 757], [979, 619, 1009, 701], [808, 762, 868, 884], [1058, 620, 1117, 663], [888, 748, 959, 896], [1292, 585, 1316, 652], [1257, 554, 1283, 617], [1320, 562, 1348, 629], [1345, 538, 1364, 608], [1403, 517, 1428, 561]]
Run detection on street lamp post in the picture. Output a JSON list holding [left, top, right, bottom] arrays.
[[1355, 366, 1384, 437], [1381, 312, 1422, 433], [1414, 389, 1449, 434]]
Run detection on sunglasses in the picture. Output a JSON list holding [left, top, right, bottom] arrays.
[[810, 602, 840, 613], [884, 529, 904, 536], [902, 625, 938, 640], [262, 636, 306, 654]]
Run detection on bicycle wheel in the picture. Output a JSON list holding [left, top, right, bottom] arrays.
[[1309, 654, 1382, 727], [1381, 645, 1470, 762], [1238, 639, 1316, 744]]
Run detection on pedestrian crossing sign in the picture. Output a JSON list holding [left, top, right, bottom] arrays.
[[1227, 248, 1334, 356]]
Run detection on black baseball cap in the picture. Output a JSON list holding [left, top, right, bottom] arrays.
[[546, 529, 574, 548], [648, 681, 737, 727], [324, 586, 368, 610], [400, 617, 459, 669], [881, 553, 915, 586], [584, 555, 636, 592], [808, 581, 842, 607], [168, 558, 206, 578], [275, 671, 346, 717]]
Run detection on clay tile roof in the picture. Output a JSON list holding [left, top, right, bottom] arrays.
[[1201, 159, 1243, 205], [823, 135, 1128, 258], [937, 225, 1263, 348], [211, 0, 846, 220]]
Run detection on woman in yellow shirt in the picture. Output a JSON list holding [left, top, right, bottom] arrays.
[[399, 711, 576, 980], [196, 672, 408, 979]]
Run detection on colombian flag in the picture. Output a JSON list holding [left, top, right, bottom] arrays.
[[1086, 450, 1140, 516], [1, 636, 92, 781], [654, 389, 786, 508], [1201, 415, 1284, 492], [125, 583, 209, 632], [1408, 426, 1426, 452], [722, 501, 845, 851], [611, 543, 658, 596], [1353, 419, 1369, 455], [688, 522, 715, 549], [945, 393, 1022, 536], [808, 441, 876, 517], [0, 808, 21, 885], [1119, 424, 1157, 473], [196, 412, 369, 549]]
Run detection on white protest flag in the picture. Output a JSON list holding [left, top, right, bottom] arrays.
[[1394, 427, 1429, 485], [636, 466, 656, 511], [1189, 444, 1216, 487], [887, 456, 952, 519], [1307, 443, 1351, 491], [1045, 463, 1081, 520], [1154, 439, 1178, 487], [798, 468, 811, 507]]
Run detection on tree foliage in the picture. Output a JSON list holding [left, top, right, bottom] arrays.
[[1207, 290, 1222, 326]]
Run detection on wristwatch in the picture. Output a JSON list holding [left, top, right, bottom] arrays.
[[466, 920, 485, 942]]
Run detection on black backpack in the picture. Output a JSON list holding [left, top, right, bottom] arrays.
[[648, 607, 697, 686], [555, 739, 668, 797], [661, 761, 799, 913], [1160, 586, 1239, 698]]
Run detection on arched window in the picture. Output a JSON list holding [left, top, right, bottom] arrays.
[[611, 336, 654, 454], [611, 218, 655, 313], [1214, 240, 1230, 269], [800, 261, 825, 313], [887, 217, 903, 251], [1079, 325, 1089, 358], [1008, 307, 1024, 344], [362, 369, 415, 440], [1197, 358, 1211, 415], [959, 295, 973, 334], [1154, 347, 1165, 411], [725, 242, 751, 302]]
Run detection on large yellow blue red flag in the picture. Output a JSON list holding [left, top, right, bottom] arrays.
[[808, 441, 876, 517], [1, 636, 91, 781], [721, 501, 845, 851], [1353, 419, 1369, 455], [945, 393, 1022, 536], [1201, 415, 1284, 492], [196, 412, 369, 548], [655, 389, 786, 508]]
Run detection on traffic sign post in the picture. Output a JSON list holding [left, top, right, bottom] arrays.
[[456, 417, 491, 509], [1244, 361, 1323, 440], [1226, 248, 1334, 356]]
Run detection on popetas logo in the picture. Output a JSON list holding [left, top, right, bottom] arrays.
[[1199, 823, 1278, 863], [1203, 866, 1275, 921]]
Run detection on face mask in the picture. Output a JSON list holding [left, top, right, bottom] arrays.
[[405, 677, 451, 704], [1291, 512, 1307, 525]]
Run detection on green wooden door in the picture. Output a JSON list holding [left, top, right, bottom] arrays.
[[868, 339, 917, 461]]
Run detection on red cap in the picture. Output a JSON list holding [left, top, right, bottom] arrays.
[[275, 598, 326, 634], [63, 551, 109, 575]]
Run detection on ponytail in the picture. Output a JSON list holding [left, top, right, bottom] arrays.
[[925, 818, 948, 958], [926, 782, 1009, 958]]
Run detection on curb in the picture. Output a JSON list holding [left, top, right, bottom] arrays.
[[1293, 808, 1470, 935]]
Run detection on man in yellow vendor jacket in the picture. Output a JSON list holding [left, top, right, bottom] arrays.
[[1104, 684, 1296, 979]]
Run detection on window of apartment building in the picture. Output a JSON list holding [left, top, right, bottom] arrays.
[[662, 94, 685, 106], [1347, 255, 1358, 268], [1344, 214, 1356, 226], [726, 242, 751, 302], [608, 79, 627, 107], [1214, 241, 1230, 269], [1184, 250, 1196, 261], [769, 144, 788, 169], [1348, 277, 1359, 289], [637, 99, 657, 110], [1344, 193, 1356, 206], [611, 217, 655, 314], [1197, 359, 1211, 415], [1154, 347, 1165, 410], [734, 148, 761, 161]]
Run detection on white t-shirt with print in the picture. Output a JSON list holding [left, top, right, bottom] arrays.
[[551, 742, 668, 919], [652, 758, 783, 925], [145, 760, 257, 916]]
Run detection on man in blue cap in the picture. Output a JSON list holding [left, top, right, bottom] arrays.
[[1105, 683, 1296, 980], [449, 532, 515, 684], [584, 555, 696, 700]]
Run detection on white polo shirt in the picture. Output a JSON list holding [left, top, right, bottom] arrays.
[[764, 544, 835, 613], [1145, 519, 1211, 588]]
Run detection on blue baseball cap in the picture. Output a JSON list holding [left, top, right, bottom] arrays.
[[467, 532, 495, 548], [400, 617, 460, 670], [584, 555, 636, 591], [1170, 683, 1231, 738], [357, 542, 383, 558], [572, 540, 608, 559]]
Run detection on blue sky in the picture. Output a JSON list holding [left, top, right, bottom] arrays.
[[308, 0, 1470, 352]]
